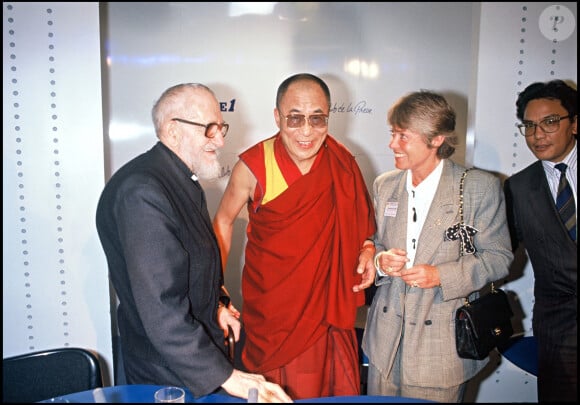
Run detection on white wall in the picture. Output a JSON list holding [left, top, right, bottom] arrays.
[[3, 2, 113, 384], [3, 1, 577, 401]]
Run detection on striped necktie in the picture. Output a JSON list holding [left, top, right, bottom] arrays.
[[555, 163, 576, 242]]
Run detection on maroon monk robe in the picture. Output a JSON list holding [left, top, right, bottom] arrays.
[[239, 134, 376, 375]]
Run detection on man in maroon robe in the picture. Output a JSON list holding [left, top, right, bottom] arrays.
[[214, 73, 377, 399]]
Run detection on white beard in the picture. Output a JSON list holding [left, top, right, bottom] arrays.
[[194, 152, 222, 180]]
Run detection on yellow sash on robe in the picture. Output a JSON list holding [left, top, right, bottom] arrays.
[[262, 137, 288, 204]]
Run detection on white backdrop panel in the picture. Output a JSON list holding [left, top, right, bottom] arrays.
[[103, 1, 474, 310]]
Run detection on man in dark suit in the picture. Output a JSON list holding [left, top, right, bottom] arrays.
[[504, 79, 577, 402], [96, 83, 291, 403]]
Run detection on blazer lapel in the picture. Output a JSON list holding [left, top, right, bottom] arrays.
[[414, 161, 459, 265]]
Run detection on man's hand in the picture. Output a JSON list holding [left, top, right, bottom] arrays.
[[353, 243, 376, 292], [222, 369, 293, 403], [218, 304, 241, 341]]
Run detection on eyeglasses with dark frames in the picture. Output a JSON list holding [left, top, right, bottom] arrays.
[[517, 115, 570, 137], [284, 114, 329, 129], [172, 118, 229, 138]]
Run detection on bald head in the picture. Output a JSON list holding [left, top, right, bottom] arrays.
[[152, 83, 218, 139]]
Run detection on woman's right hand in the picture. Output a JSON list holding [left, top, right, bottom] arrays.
[[376, 248, 409, 274]]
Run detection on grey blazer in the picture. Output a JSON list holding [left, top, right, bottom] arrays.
[[362, 159, 513, 388]]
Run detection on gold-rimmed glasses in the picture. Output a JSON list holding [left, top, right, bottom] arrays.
[[517, 115, 570, 137], [172, 118, 229, 138], [284, 114, 329, 129]]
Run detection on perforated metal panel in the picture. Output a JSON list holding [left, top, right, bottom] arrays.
[[3, 2, 112, 383]]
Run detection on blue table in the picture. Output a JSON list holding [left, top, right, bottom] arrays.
[[38, 385, 237, 403], [39, 384, 433, 403], [300, 395, 432, 403]]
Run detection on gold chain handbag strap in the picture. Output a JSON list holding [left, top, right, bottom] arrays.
[[458, 169, 470, 253], [457, 169, 496, 305]]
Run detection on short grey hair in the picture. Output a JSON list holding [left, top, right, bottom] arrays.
[[388, 90, 458, 159], [151, 83, 215, 135]]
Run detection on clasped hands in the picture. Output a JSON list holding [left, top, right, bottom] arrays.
[[374, 248, 440, 289], [217, 304, 293, 402]]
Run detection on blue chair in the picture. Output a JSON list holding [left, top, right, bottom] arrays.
[[3, 347, 104, 403], [498, 335, 538, 376]]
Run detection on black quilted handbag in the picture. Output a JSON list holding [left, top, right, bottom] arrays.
[[449, 169, 514, 360], [455, 285, 514, 360]]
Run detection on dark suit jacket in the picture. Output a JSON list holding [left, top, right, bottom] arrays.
[[96, 142, 232, 397], [504, 160, 577, 398]]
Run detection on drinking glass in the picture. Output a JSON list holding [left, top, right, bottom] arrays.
[[154, 386, 185, 403]]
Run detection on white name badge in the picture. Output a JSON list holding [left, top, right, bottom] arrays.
[[384, 202, 398, 217]]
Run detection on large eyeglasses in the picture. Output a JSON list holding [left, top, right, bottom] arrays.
[[517, 115, 570, 137], [284, 114, 329, 129], [172, 118, 229, 138]]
